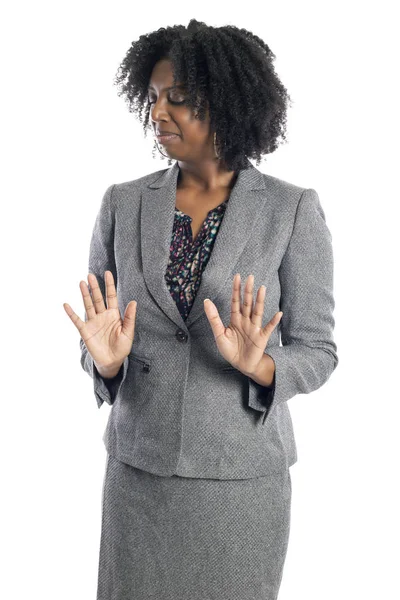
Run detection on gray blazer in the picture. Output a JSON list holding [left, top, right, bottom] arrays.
[[79, 158, 339, 479]]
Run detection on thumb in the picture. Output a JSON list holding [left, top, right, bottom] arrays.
[[122, 300, 137, 341], [262, 311, 283, 338], [204, 298, 225, 340]]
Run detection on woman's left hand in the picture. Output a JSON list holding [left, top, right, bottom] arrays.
[[203, 273, 282, 376]]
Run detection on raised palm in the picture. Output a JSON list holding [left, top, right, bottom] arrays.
[[64, 270, 137, 370], [203, 273, 282, 376]]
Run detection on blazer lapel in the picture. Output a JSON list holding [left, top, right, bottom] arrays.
[[141, 159, 267, 331]]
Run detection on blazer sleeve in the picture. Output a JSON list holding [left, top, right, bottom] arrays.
[[79, 183, 129, 409], [248, 187, 339, 425]]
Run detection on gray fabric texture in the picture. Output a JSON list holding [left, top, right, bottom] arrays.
[[79, 158, 339, 479], [97, 453, 292, 600]]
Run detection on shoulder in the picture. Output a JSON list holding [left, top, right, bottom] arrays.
[[254, 169, 325, 229], [261, 171, 307, 199], [113, 167, 168, 194], [106, 167, 169, 212]]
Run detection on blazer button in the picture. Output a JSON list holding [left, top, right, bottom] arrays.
[[175, 329, 188, 343]]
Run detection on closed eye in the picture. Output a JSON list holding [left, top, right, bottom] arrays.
[[148, 97, 186, 106]]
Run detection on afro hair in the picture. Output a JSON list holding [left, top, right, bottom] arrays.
[[113, 18, 293, 172]]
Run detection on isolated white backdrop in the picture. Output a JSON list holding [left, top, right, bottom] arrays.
[[1, 1, 399, 599]]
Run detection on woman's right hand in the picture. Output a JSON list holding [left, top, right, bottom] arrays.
[[63, 270, 137, 371]]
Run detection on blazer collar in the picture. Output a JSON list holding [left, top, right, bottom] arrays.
[[141, 159, 267, 331]]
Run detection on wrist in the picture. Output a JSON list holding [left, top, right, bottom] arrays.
[[94, 360, 124, 379], [245, 353, 275, 388]]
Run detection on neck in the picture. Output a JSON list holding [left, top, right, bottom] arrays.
[[177, 160, 238, 192]]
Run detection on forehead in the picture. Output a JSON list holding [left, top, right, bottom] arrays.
[[148, 59, 186, 91], [147, 84, 186, 93]]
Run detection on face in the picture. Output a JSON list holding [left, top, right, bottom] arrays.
[[148, 58, 216, 162]]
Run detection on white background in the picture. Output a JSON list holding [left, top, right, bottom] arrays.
[[2, 1, 399, 598]]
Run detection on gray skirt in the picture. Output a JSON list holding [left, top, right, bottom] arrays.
[[97, 453, 292, 600]]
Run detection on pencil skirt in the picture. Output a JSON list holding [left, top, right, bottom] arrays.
[[97, 453, 292, 600]]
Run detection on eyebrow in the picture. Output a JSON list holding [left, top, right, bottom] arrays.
[[147, 84, 186, 91]]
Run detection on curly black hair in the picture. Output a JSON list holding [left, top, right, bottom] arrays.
[[113, 18, 293, 172]]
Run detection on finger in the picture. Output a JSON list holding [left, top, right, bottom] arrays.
[[204, 299, 226, 342], [104, 270, 119, 310], [80, 279, 97, 320], [242, 273, 255, 318], [230, 273, 241, 320], [63, 302, 86, 334], [250, 284, 267, 329], [121, 300, 137, 341], [87, 273, 106, 315], [262, 311, 283, 339]]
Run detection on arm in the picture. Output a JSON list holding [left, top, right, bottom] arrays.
[[247, 187, 339, 425], [79, 184, 129, 409]]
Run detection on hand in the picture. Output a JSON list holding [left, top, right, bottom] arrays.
[[203, 273, 282, 376], [63, 271, 137, 369]]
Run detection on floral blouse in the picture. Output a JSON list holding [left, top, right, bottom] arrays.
[[165, 199, 229, 321]]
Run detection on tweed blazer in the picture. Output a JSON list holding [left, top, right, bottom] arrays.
[[79, 158, 339, 479]]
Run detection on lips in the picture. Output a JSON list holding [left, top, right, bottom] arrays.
[[156, 131, 179, 136], [156, 133, 180, 143]]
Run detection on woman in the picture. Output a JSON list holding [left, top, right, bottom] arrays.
[[64, 18, 338, 600]]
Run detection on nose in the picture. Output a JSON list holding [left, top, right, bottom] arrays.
[[149, 97, 170, 122]]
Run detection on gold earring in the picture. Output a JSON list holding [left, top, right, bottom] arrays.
[[214, 132, 220, 159]]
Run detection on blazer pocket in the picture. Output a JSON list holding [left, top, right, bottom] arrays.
[[130, 353, 152, 373]]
